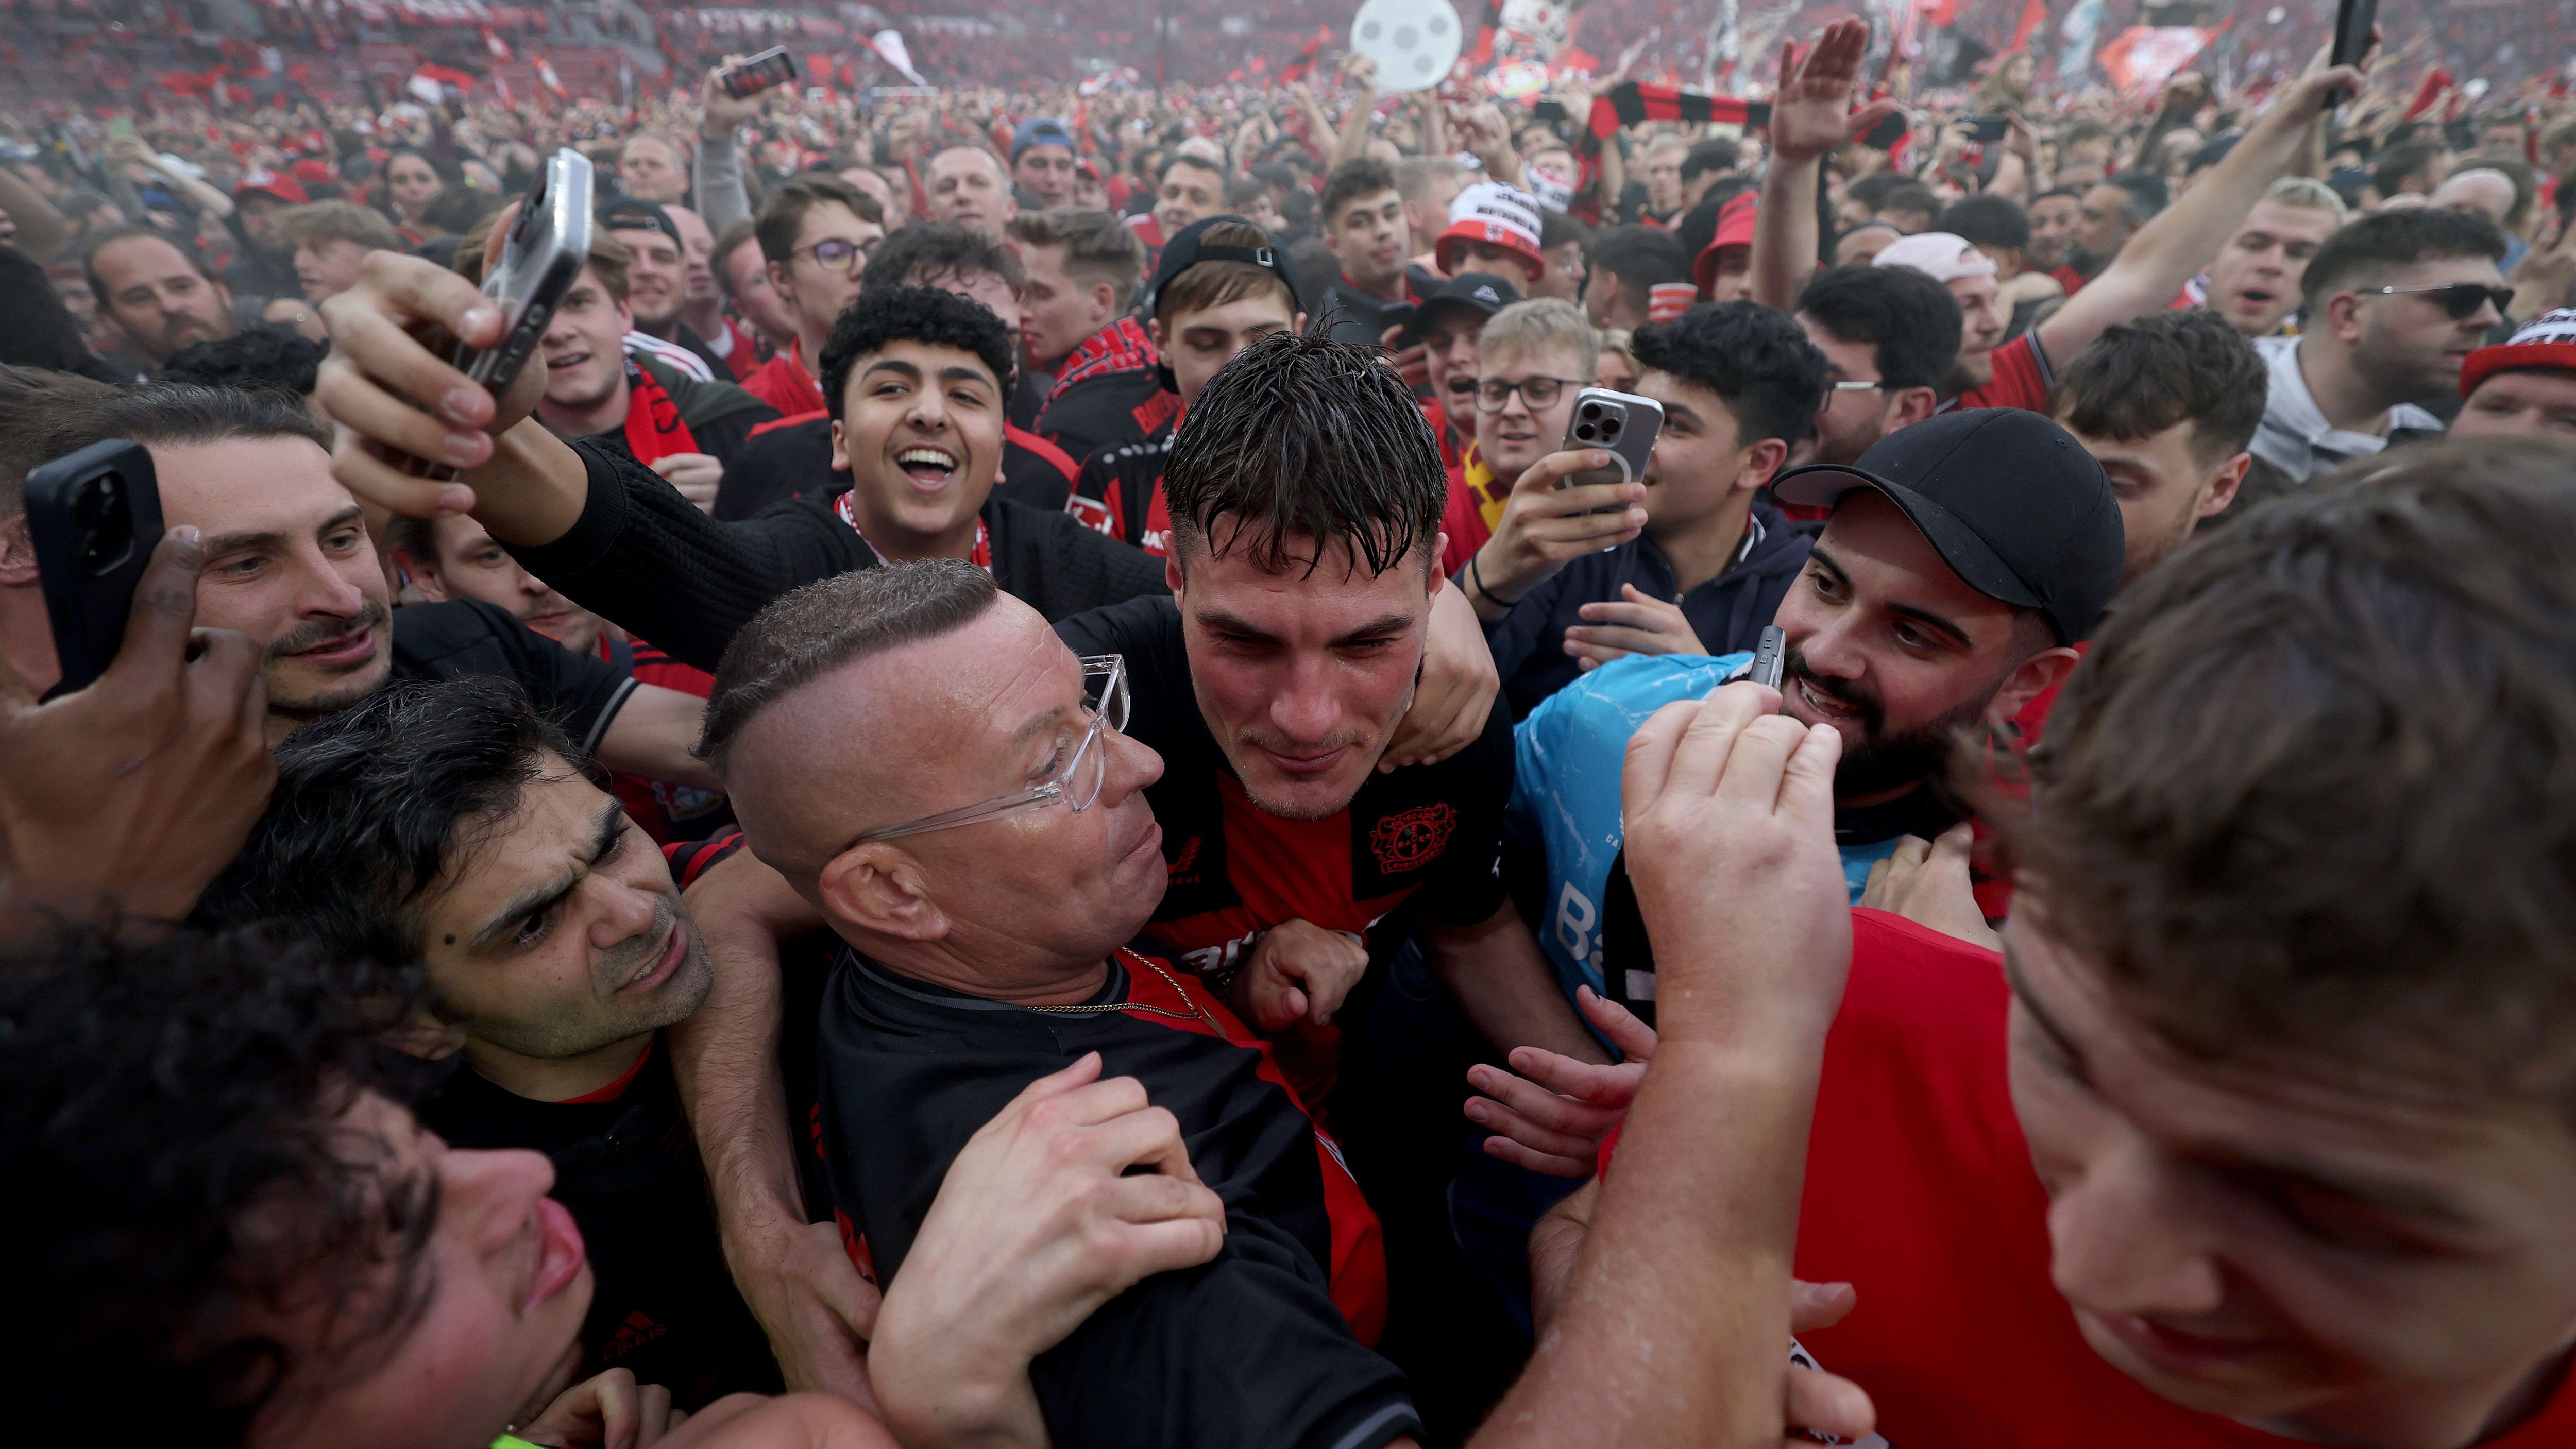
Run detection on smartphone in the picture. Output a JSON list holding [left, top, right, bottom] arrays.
[[25, 439, 163, 696], [1749, 625, 1786, 691], [721, 46, 798, 99], [1558, 387, 1664, 490], [402, 149, 592, 478], [1964, 113, 2010, 143], [2328, 0, 2377, 103], [1532, 98, 1570, 125]]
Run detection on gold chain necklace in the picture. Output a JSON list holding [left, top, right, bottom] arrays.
[[1014, 949, 1221, 1035]]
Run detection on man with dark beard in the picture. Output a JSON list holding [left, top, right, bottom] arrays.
[[1504, 408, 2123, 1019]]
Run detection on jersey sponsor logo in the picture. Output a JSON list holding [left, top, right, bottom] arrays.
[[1368, 803, 1457, 874], [1066, 492, 1115, 534], [1166, 833, 1203, 884], [1180, 929, 1258, 975], [601, 1308, 668, 1361], [1133, 390, 1182, 435]]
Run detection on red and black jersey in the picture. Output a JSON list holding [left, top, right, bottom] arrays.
[[1035, 317, 1179, 470], [816, 947, 1417, 1449], [1054, 596, 1513, 1105], [711, 411, 1079, 522], [1065, 431, 1174, 556], [597, 636, 730, 844]]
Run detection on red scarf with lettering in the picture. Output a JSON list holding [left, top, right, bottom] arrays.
[[835, 491, 991, 572], [620, 360, 700, 466]]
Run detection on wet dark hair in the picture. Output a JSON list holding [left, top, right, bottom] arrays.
[[2016, 438, 2576, 1103], [3, 922, 442, 1443], [1162, 329, 1444, 576], [817, 283, 1018, 422], [199, 677, 575, 970]]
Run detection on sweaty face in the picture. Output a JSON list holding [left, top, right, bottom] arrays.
[[2003, 904, 2576, 1446], [93, 234, 235, 365], [770, 202, 882, 341], [2204, 200, 2339, 337], [1773, 492, 2031, 796], [417, 758, 714, 1063], [2348, 258, 2510, 405], [927, 148, 1014, 236], [1018, 242, 1111, 367], [247, 1093, 590, 1449], [153, 436, 391, 729], [537, 268, 631, 415], [294, 237, 374, 305], [609, 226, 685, 331], [1150, 294, 1298, 407], [1013, 143, 1077, 209], [2028, 195, 2081, 268], [1947, 274, 2006, 388], [405, 516, 603, 656], [1155, 162, 1226, 240], [1327, 186, 1409, 291], [1474, 343, 1589, 485], [2452, 371, 2576, 442], [618, 137, 686, 204], [828, 339, 1006, 556], [1170, 532, 1435, 821], [2064, 415, 2236, 586]]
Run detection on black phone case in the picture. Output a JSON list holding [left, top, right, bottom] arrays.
[[25, 439, 163, 696]]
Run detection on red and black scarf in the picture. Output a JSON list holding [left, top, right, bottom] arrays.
[[1578, 84, 1773, 204], [835, 490, 992, 573], [620, 359, 700, 466]]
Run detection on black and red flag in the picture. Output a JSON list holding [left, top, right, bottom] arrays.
[[1278, 26, 1330, 85], [1577, 83, 1774, 204]]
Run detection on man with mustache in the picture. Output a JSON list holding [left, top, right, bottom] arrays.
[[82, 225, 240, 373], [1505, 407, 2123, 1029], [19, 384, 714, 782], [199, 676, 773, 1407]]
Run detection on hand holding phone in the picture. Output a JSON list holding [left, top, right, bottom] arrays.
[[25, 440, 163, 696], [2327, 0, 2379, 105], [0, 521, 274, 927], [720, 46, 798, 99], [1559, 387, 1665, 493]]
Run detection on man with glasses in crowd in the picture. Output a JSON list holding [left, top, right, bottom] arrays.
[[738, 175, 887, 418], [2249, 209, 2511, 482]]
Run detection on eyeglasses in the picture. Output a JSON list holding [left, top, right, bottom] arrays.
[[793, 237, 879, 272], [2364, 282, 2514, 320], [1474, 376, 1587, 412], [1819, 378, 1888, 411], [854, 655, 1129, 844]]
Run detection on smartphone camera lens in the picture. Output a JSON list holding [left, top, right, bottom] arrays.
[[1574, 423, 1597, 440]]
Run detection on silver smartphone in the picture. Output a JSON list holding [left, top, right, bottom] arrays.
[[404, 149, 590, 479], [1750, 624, 1786, 690], [1559, 386, 1664, 490], [464, 147, 592, 395]]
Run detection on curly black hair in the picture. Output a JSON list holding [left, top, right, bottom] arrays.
[[1, 922, 443, 1444], [158, 326, 329, 400], [816, 283, 1018, 422], [1631, 300, 1829, 449], [198, 676, 575, 972], [1162, 329, 1445, 576]]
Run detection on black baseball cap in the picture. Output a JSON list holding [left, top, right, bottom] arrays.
[[598, 196, 680, 241], [1405, 271, 1520, 342], [1140, 214, 1301, 319], [1771, 408, 2124, 644]]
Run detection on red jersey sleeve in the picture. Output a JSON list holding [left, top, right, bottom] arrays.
[[1951, 332, 2055, 414]]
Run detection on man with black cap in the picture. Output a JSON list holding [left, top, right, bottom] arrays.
[[1009, 117, 1081, 211], [1061, 216, 1306, 554], [1505, 407, 2124, 1030], [600, 196, 731, 382], [1397, 270, 1519, 475]]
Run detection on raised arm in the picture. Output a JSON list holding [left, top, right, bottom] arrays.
[[1751, 22, 1901, 313], [0, 161, 70, 264], [1329, 54, 1381, 170], [1473, 683, 1854, 1449], [696, 59, 765, 231], [2034, 61, 2365, 364]]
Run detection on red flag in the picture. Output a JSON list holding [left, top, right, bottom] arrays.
[[482, 27, 512, 62], [1279, 26, 1329, 84], [2009, 0, 2047, 52]]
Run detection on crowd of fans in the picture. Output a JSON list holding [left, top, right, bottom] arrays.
[[5, 11, 2576, 1449]]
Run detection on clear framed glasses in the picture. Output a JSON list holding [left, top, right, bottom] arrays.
[[794, 237, 877, 273], [1820, 378, 1888, 411], [1474, 376, 1588, 413], [855, 655, 1129, 843]]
